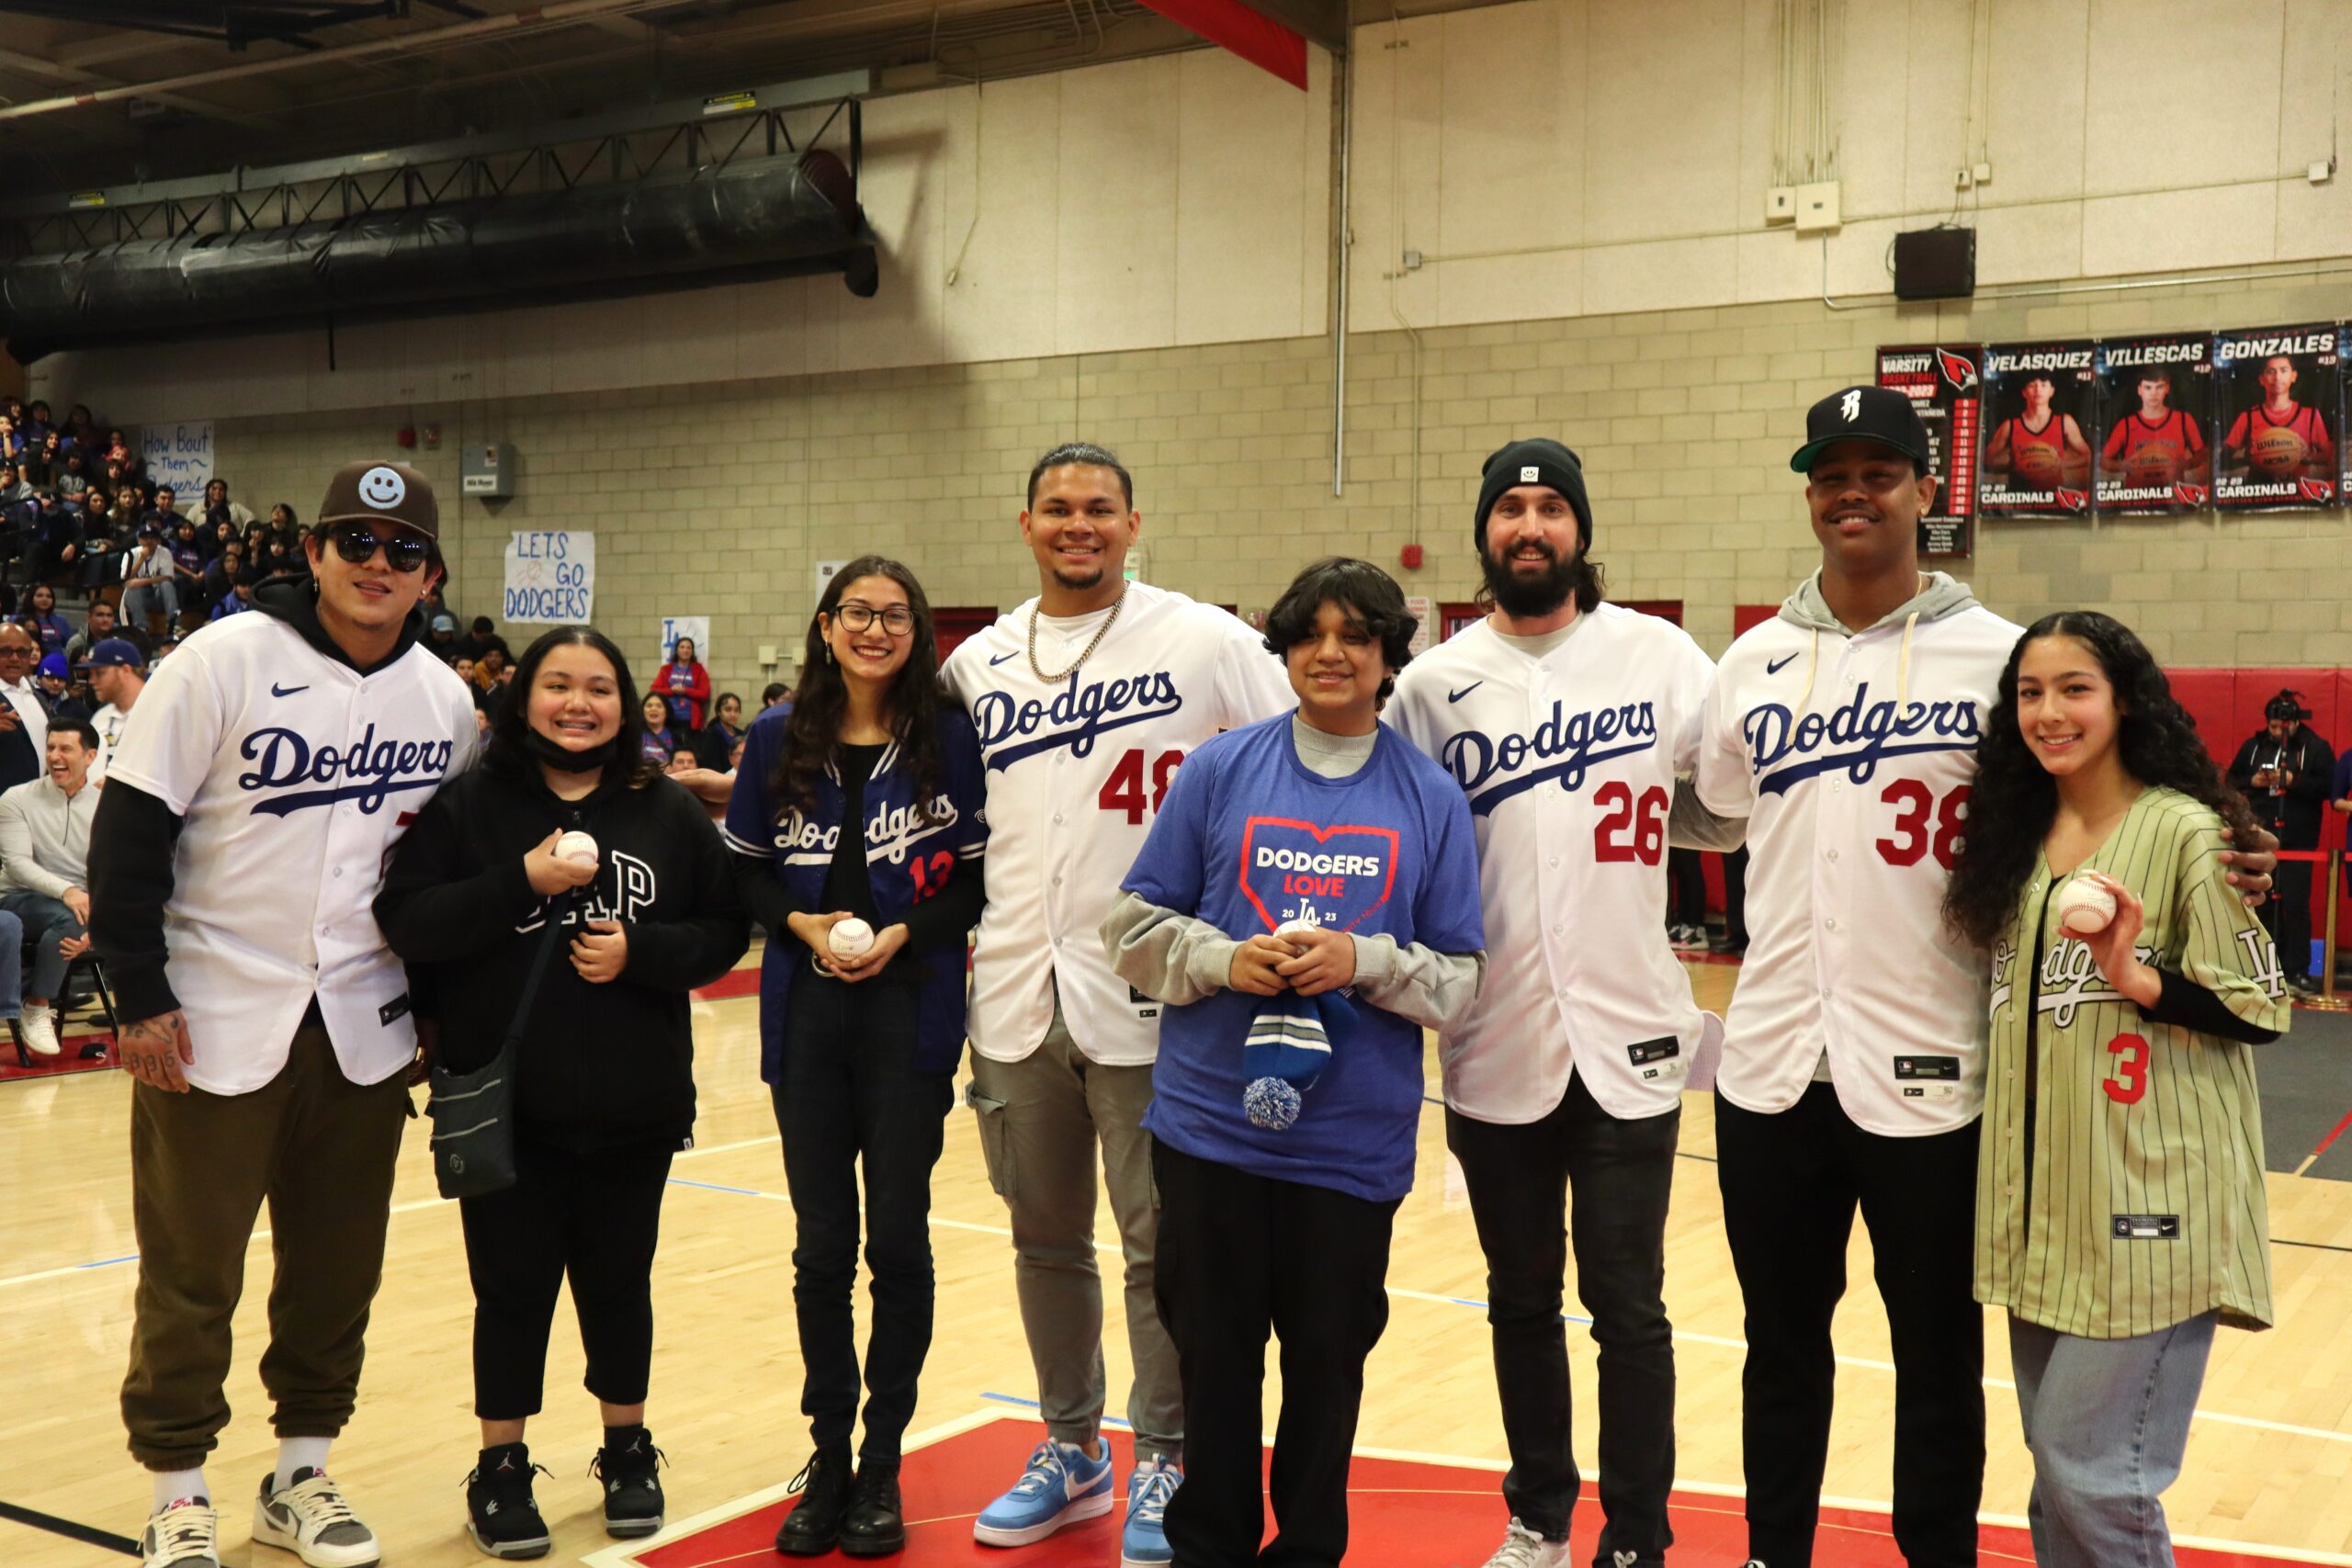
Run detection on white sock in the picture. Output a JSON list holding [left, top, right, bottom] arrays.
[[275, 1437, 332, 1493], [153, 1468, 209, 1510]]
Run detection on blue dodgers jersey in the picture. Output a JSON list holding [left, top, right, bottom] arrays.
[[1121, 714, 1485, 1202]]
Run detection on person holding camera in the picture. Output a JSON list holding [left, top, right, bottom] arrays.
[[2226, 691, 2332, 994]]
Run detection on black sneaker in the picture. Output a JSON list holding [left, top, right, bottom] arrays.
[[774, 1447, 855, 1557], [590, 1427, 666, 1539], [464, 1443, 552, 1560], [840, 1465, 906, 1558]]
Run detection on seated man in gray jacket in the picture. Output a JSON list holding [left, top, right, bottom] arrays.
[[0, 716, 99, 1057]]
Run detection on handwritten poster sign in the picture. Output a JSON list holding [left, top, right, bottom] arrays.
[[661, 615, 709, 664], [140, 422, 215, 497], [503, 529, 594, 623]]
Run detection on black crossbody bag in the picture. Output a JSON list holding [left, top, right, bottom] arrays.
[[426, 904, 571, 1201]]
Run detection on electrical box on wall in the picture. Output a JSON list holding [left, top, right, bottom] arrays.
[[1793, 182, 1841, 233], [460, 443, 516, 498], [1765, 186, 1796, 224]]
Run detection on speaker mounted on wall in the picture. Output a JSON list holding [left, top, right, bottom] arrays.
[[1894, 227, 1977, 300]]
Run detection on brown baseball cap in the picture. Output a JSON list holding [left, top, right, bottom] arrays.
[[317, 460, 438, 538]]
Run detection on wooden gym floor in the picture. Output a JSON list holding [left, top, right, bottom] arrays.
[[4, 948, 2351, 1566]]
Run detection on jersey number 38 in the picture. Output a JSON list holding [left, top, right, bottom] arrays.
[[1876, 780, 1970, 870]]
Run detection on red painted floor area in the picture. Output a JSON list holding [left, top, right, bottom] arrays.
[[611, 1411, 2302, 1568]]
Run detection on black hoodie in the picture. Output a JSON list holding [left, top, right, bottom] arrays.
[[374, 761, 749, 1151]]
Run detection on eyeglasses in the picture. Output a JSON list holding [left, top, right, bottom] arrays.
[[0, 645, 34, 660], [834, 603, 916, 636], [327, 520, 430, 573]]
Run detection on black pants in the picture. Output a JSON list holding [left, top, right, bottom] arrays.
[[1714, 1084, 1984, 1568], [2264, 854, 2313, 979], [1664, 848, 1707, 929], [775, 971, 953, 1464], [1152, 1140, 1397, 1568], [1445, 1072, 1679, 1562], [459, 1132, 675, 1420], [1721, 847, 1750, 946]]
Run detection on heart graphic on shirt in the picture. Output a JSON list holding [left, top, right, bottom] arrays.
[[1238, 817, 1400, 935]]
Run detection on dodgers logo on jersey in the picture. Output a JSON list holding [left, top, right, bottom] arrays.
[[1437, 700, 1657, 817], [970, 670, 1182, 771], [775, 794, 960, 867], [1238, 818, 1398, 934], [238, 724, 458, 816], [1747, 681, 1981, 795], [2035, 936, 2158, 1028]]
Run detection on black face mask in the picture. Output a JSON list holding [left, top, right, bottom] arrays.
[[524, 728, 616, 774]]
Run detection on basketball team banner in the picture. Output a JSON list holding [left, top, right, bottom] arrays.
[[1978, 341, 2096, 518], [1876, 344, 1980, 557], [2094, 333, 2212, 515], [2213, 322, 2340, 512]]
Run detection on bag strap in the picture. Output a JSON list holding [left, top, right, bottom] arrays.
[[502, 894, 578, 1052]]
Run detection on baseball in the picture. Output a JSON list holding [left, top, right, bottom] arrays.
[[2056, 874, 2117, 935], [1275, 918, 1320, 943], [829, 917, 876, 960], [554, 830, 599, 866]]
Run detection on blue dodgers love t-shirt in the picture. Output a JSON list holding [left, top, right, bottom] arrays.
[[1121, 713, 1485, 1202]]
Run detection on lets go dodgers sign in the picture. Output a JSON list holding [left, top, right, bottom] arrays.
[[503, 529, 595, 624]]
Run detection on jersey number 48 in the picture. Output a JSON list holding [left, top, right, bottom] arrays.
[[1098, 748, 1185, 825]]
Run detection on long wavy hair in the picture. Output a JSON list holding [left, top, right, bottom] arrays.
[[1942, 611, 2259, 949], [482, 626, 662, 790], [772, 556, 946, 824]]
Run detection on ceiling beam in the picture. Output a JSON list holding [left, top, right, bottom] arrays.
[[0, 41, 287, 129]]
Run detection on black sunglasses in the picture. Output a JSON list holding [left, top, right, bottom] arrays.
[[327, 520, 430, 573]]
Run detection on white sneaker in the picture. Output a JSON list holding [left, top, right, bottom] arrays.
[[20, 1004, 58, 1056], [253, 1468, 380, 1567], [1480, 1517, 1570, 1568], [141, 1496, 221, 1568]]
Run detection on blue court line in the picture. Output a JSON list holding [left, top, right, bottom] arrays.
[[668, 1177, 763, 1196], [79, 1255, 138, 1269], [981, 1392, 1134, 1430]]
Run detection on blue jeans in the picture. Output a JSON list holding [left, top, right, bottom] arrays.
[[2008, 1311, 2216, 1568], [0, 889, 81, 1001]]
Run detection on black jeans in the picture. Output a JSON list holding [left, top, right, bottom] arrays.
[[1445, 1072, 1679, 1562], [459, 1132, 675, 1420], [1714, 1084, 1984, 1568], [1151, 1140, 1397, 1568], [1665, 848, 1708, 929], [1721, 846, 1750, 945], [774, 970, 953, 1465], [2264, 854, 2313, 978]]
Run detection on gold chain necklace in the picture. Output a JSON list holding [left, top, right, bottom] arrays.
[[1027, 586, 1128, 682]]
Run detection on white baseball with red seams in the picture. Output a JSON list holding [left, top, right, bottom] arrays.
[[829, 917, 875, 960], [555, 830, 599, 865], [2056, 874, 2117, 934]]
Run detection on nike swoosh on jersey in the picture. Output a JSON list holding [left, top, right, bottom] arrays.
[[1447, 682, 1484, 703], [271, 682, 310, 696], [1765, 653, 1799, 674], [988, 650, 1019, 666]]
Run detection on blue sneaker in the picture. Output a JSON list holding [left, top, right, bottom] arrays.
[[972, 1440, 1115, 1547], [1120, 1456, 1181, 1566]]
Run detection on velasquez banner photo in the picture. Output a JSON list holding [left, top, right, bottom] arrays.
[[1876, 344, 1981, 557], [2093, 333, 2213, 515], [2212, 322, 2339, 511], [1978, 342, 2096, 518]]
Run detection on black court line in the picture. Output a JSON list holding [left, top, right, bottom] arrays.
[[0, 1499, 139, 1557]]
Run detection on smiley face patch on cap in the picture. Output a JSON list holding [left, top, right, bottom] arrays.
[[356, 466, 406, 510]]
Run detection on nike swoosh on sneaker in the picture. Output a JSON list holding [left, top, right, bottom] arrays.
[[1447, 682, 1484, 703], [1765, 653, 1799, 674]]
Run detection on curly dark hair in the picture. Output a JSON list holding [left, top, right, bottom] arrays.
[[772, 556, 948, 825], [1261, 556, 1418, 708], [481, 626, 663, 790], [1942, 610, 2260, 949]]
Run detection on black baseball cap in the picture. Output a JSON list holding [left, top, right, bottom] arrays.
[[1791, 385, 1933, 474]]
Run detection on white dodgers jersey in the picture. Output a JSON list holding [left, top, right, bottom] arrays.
[[1693, 588, 2021, 1134], [1391, 604, 1720, 1122], [942, 581, 1294, 1066], [105, 612, 481, 1095]]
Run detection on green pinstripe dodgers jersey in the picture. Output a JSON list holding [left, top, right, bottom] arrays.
[[1975, 786, 2289, 1338]]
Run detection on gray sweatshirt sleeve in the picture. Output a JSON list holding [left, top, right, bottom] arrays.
[[1350, 933, 1486, 1034], [1668, 776, 1747, 852], [1102, 889, 1241, 1008]]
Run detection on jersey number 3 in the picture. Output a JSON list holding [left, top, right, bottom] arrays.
[[1099, 749, 1184, 825], [2103, 1032, 2151, 1106], [1876, 781, 1970, 869]]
